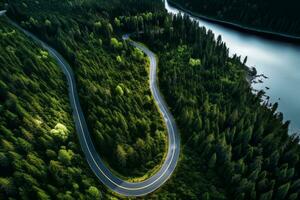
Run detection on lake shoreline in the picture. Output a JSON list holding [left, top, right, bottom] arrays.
[[167, 0, 300, 133], [167, 0, 300, 44]]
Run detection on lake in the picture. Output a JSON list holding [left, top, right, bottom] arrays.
[[165, 0, 300, 134]]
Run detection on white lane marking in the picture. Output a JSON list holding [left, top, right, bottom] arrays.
[[48, 40, 178, 191], [12, 21, 179, 194]]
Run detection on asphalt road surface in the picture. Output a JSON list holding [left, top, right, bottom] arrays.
[[4, 12, 180, 196], [0, 10, 6, 16]]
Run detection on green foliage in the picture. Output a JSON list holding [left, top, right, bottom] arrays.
[[0, 178, 14, 195], [87, 186, 101, 199], [50, 123, 69, 141], [115, 85, 124, 96], [189, 58, 201, 66], [135, 11, 300, 199], [94, 21, 102, 28], [275, 182, 290, 200], [171, 0, 300, 36], [0, 18, 110, 199], [3, 0, 300, 199], [132, 47, 145, 61], [57, 148, 74, 165], [110, 37, 123, 49], [116, 55, 123, 63], [116, 145, 127, 167], [114, 17, 121, 27], [7, 0, 167, 177], [44, 19, 51, 27]]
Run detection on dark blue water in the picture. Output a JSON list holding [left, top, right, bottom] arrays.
[[165, 0, 300, 134]]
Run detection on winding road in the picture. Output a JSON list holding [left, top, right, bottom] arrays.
[[2, 11, 180, 196]]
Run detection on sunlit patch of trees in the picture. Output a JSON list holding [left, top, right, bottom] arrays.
[[2, 0, 300, 199], [7, 0, 167, 177], [132, 12, 300, 200], [0, 19, 104, 199]]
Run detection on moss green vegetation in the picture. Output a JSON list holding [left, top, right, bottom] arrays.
[[170, 0, 300, 37], [130, 12, 300, 199], [0, 18, 108, 199], [1, 0, 300, 199], [6, 0, 167, 178]]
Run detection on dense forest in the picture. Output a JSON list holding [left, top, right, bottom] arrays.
[[6, 0, 167, 179], [170, 0, 300, 37], [130, 12, 300, 199], [0, 18, 109, 199], [1, 0, 300, 199]]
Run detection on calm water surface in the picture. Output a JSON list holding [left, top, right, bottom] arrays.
[[165, 0, 300, 133]]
